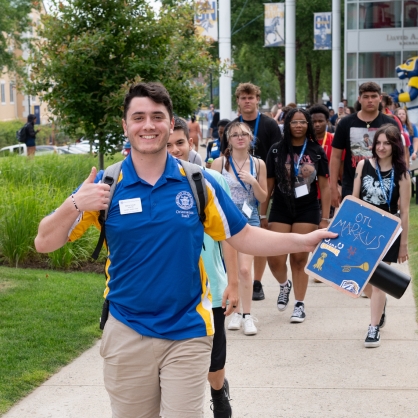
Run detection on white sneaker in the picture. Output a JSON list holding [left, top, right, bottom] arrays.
[[243, 314, 258, 335], [227, 313, 242, 330]]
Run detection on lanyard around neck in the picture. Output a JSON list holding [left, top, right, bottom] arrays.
[[294, 139, 308, 176], [375, 161, 394, 207], [240, 113, 260, 149], [229, 155, 254, 192]]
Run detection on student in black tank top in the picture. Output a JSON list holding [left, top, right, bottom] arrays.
[[353, 124, 410, 348]]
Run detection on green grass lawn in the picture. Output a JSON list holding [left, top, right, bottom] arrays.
[[408, 199, 418, 316], [0, 267, 104, 414]]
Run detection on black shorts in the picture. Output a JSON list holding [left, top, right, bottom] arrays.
[[209, 307, 227, 372], [269, 207, 320, 225]]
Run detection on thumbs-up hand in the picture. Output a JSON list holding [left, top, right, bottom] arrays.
[[72, 167, 111, 212]]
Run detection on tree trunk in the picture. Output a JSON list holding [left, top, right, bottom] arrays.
[[99, 152, 105, 171], [306, 60, 314, 105], [314, 65, 321, 104], [275, 69, 286, 104]]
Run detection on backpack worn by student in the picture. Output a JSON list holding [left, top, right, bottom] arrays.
[[91, 159, 208, 329], [16, 123, 28, 143]]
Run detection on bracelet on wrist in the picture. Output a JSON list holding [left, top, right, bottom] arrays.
[[259, 215, 267, 219], [71, 194, 81, 213], [321, 217, 331, 222]]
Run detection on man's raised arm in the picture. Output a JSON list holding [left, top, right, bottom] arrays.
[[35, 167, 110, 253]]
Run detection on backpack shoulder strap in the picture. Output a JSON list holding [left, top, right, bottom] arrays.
[[91, 161, 123, 260], [179, 159, 207, 224]]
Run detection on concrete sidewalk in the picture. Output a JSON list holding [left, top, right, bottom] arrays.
[[3, 262, 418, 418]]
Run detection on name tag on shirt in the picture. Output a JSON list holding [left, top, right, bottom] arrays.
[[119, 198, 142, 214], [212, 145, 218, 151], [242, 200, 253, 218], [294, 184, 308, 198]]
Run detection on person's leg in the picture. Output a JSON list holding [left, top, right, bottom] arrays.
[[193, 137, 199, 151], [268, 222, 293, 311], [237, 252, 258, 335], [208, 308, 231, 417], [252, 256, 267, 300], [288, 223, 317, 323], [370, 285, 386, 326], [27, 146, 36, 157], [237, 252, 255, 314], [267, 222, 291, 285], [159, 336, 213, 418], [100, 314, 160, 418]]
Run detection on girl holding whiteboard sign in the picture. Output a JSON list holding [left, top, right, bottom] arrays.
[[353, 123, 410, 348]]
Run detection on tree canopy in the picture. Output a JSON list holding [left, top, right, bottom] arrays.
[[0, 0, 34, 72], [28, 0, 217, 167]]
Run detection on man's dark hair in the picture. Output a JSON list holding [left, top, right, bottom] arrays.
[[27, 114, 36, 123], [218, 119, 230, 128], [123, 82, 173, 120], [309, 104, 330, 120], [359, 82, 381, 96], [173, 116, 189, 140]]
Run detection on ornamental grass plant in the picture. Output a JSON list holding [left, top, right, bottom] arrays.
[[0, 153, 121, 268]]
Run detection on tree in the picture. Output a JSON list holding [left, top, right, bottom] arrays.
[[230, 0, 336, 105], [0, 0, 35, 72], [28, 0, 217, 169]]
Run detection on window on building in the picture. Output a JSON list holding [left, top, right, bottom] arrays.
[[347, 53, 357, 79], [347, 4, 358, 30], [359, 51, 401, 78], [9, 83, 14, 103], [31, 96, 36, 102], [403, 50, 418, 61], [359, 1, 402, 29], [404, 1, 418, 27], [347, 81, 358, 108], [1, 83, 5, 104]]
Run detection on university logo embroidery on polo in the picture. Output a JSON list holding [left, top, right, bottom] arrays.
[[176, 191, 194, 210]]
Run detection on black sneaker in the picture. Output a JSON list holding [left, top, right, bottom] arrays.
[[290, 301, 306, 323], [210, 378, 232, 418], [277, 280, 292, 311], [364, 325, 380, 348], [379, 297, 387, 329], [252, 280, 265, 300]]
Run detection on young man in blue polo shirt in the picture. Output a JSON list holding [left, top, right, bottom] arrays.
[[35, 82, 336, 418]]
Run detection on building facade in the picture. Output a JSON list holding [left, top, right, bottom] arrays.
[[0, 4, 49, 124], [345, 0, 418, 105]]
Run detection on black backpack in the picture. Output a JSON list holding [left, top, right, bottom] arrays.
[[16, 124, 28, 143]]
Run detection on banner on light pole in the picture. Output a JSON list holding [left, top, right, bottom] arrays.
[[195, 1, 218, 41], [264, 3, 284, 47], [314, 12, 332, 50]]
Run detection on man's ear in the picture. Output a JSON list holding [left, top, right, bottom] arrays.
[[122, 119, 128, 137], [188, 138, 194, 148], [170, 117, 175, 134]]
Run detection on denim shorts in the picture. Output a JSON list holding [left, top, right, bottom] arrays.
[[237, 202, 260, 227]]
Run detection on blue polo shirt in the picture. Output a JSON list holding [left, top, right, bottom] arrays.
[[69, 154, 246, 340]]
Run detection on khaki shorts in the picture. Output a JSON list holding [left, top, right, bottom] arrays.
[[100, 313, 213, 418]]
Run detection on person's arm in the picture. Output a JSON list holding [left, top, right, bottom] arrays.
[[318, 175, 331, 229], [412, 136, 418, 160], [352, 160, 364, 199], [330, 147, 343, 207], [34, 168, 110, 253], [259, 177, 275, 230], [197, 123, 202, 141], [237, 160, 268, 203], [210, 157, 223, 174], [220, 240, 239, 316], [226, 224, 338, 255], [398, 172, 411, 262]]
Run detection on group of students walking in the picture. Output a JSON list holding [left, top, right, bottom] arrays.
[[197, 82, 410, 353], [35, 80, 411, 418]]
